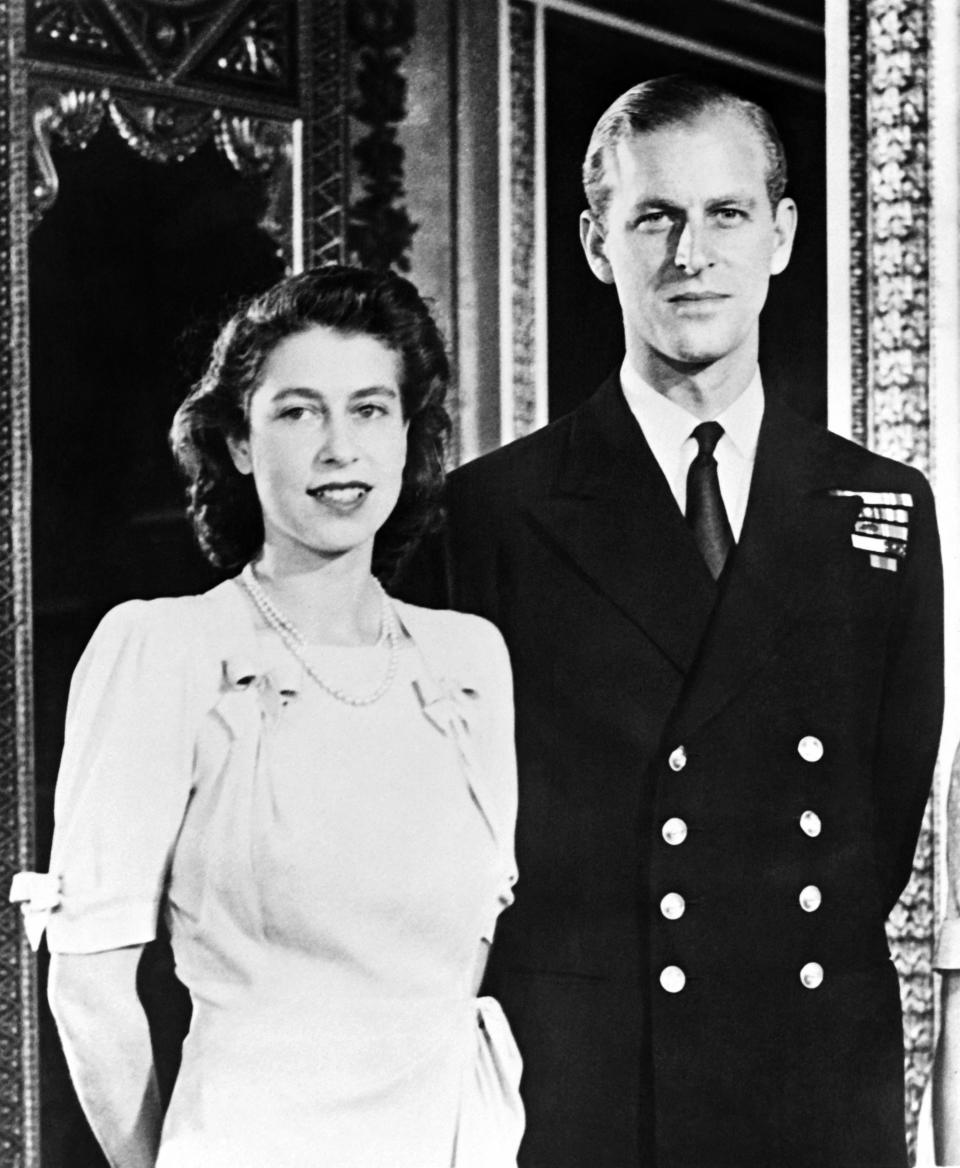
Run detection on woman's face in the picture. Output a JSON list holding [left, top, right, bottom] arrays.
[[227, 324, 408, 572]]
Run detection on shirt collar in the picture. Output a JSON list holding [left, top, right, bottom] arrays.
[[620, 358, 765, 461]]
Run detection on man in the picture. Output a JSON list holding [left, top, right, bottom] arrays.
[[401, 75, 943, 1167]]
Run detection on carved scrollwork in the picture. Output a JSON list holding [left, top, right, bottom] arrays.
[[347, 0, 417, 273], [29, 87, 107, 229], [29, 87, 295, 271], [107, 94, 216, 162], [217, 115, 294, 267]]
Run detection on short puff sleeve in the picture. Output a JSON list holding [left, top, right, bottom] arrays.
[[42, 598, 205, 954]]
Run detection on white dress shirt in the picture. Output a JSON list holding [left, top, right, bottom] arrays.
[[619, 359, 765, 541]]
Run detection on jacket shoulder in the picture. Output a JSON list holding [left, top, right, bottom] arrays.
[[774, 400, 933, 497], [448, 409, 577, 501]]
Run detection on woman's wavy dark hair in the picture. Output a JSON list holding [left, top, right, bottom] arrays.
[[170, 264, 451, 584]]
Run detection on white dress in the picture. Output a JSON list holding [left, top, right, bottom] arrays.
[[33, 578, 523, 1168], [916, 757, 960, 1168]]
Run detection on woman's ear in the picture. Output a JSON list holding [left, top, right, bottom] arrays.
[[226, 433, 253, 475]]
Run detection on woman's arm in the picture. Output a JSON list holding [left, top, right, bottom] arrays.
[[935, 969, 960, 1166], [48, 946, 162, 1168]]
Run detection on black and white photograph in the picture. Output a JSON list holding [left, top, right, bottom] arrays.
[[2, 1, 959, 1166]]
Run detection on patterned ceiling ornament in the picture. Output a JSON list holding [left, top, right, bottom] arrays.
[[30, 0, 120, 55], [100, 0, 251, 81], [107, 93, 217, 162], [29, 87, 108, 229], [211, 6, 286, 80], [28, 0, 294, 99], [346, 0, 416, 273]]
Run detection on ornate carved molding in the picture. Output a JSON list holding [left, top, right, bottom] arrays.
[[866, 0, 932, 472], [508, 0, 538, 440], [28, 84, 295, 265], [28, 85, 107, 227], [28, 0, 297, 105], [852, 0, 935, 1157], [346, 0, 416, 272], [300, 0, 347, 268], [0, 1, 37, 1164]]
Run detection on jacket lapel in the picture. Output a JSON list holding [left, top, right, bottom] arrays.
[[668, 395, 863, 739], [524, 376, 718, 675]]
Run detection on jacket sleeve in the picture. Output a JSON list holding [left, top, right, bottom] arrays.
[[873, 471, 944, 915]]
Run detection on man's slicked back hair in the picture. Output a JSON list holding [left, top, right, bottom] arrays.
[[582, 74, 788, 225]]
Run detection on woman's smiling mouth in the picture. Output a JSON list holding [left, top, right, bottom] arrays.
[[307, 482, 372, 509]]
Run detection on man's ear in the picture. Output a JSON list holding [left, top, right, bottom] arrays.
[[580, 210, 615, 285], [226, 433, 253, 475], [769, 197, 798, 276]]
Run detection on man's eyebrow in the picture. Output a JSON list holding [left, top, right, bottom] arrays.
[[628, 197, 683, 214], [626, 193, 760, 215], [706, 193, 759, 208]]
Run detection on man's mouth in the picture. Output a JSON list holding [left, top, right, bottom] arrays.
[[668, 291, 729, 302], [307, 482, 371, 506]]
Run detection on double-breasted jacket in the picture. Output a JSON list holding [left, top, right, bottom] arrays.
[[399, 375, 944, 1168]]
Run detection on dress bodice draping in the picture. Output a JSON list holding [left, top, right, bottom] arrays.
[[19, 579, 523, 1167]]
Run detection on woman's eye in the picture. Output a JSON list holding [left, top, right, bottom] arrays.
[[355, 403, 388, 419], [278, 405, 310, 420]]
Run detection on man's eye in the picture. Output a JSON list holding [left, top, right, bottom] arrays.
[[635, 211, 671, 229], [715, 207, 747, 224]]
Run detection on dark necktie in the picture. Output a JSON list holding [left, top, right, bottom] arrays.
[[686, 421, 734, 579]]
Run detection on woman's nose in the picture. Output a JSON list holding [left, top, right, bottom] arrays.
[[318, 415, 358, 464]]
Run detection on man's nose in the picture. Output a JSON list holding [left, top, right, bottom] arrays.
[[673, 219, 713, 275]]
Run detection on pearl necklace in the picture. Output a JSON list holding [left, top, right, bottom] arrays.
[[239, 563, 400, 706]]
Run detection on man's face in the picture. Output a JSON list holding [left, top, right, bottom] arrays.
[[580, 110, 797, 380]]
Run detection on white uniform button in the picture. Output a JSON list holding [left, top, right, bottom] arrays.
[[798, 884, 822, 913], [668, 746, 687, 772], [800, 961, 824, 989], [660, 965, 686, 993], [797, 735, 824, 763], [660, 892, 686, 920], [799, 810, 822, 838], [662, 817, 688, 846]]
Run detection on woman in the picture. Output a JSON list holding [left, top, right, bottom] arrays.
[[933, 757, 960, 1166], [12, 265, 523, 1167]]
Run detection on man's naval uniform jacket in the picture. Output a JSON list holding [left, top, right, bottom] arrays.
[[399, 374, 944, 1168]]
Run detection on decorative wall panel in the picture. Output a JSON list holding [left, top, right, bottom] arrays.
[[346, 0, 416, 272], [508, 0, 539, 439], [851, 0, 935, 1156], [0, 4, 37, 1166]]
